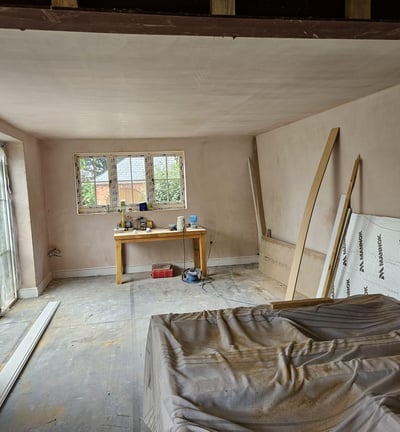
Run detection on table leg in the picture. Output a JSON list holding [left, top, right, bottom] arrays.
[[199, 233, 207, 276], [193, 238, 200, 269], [193, 234, 207, 276], [116, 241, 123, 284]]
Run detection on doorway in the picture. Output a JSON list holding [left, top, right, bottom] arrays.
[[0, 145, 18, 314]]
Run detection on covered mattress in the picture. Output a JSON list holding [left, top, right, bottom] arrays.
[[143, 294, 400, 431]]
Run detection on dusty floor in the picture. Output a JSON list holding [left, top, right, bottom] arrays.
[[0, 265, 286, 432]]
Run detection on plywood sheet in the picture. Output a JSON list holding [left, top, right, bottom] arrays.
[[259, 236, 325, 299]]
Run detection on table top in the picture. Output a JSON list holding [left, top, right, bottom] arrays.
[[114, 226, 206, 240]]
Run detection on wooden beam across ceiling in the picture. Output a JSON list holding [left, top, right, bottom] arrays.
[[51, 0, 78, 8], [345, 0, 371, 20], [210, 0, 235, 16], [0, 7, 400, 39]]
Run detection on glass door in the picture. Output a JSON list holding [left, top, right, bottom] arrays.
[[0, 146, 18, 314]]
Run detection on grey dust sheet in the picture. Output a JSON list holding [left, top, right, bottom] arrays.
[[143, 295, 400, 431]]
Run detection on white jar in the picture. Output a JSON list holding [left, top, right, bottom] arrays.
[[177, 216, 185, 231]]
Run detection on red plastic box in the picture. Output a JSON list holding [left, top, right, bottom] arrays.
[[151, 264, 174, 278]]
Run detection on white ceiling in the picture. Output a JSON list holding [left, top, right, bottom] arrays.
[[1, 28, 400, 140]]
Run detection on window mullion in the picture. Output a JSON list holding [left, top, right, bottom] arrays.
[[164, 156, 170, 202], [109, 155, 118, 210], [179, 155, 185, 204], [145, 154, 154, 204], [93, 156, 99, 205], [75, 155, 83, 212]]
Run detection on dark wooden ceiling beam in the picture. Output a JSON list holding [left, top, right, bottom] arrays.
[[1, 7, 400, 39], [52, 0, 78, 8], [345, 0, 371, 20], [210, 0, 235, 16]]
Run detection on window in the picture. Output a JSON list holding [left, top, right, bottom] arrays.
[[74, 152, 186, 214]]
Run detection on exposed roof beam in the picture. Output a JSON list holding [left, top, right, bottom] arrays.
[[52, 0, 78, 8], [1, 7, 400, 39], [345, 0, 371, 20], [210, 0, 235, 16]]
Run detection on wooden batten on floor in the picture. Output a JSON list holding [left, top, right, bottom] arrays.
[[270, 297, 334, 310], [345, 0, 371, 19], [210, 0, 235, 15]]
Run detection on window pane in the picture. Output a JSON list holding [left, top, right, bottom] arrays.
[[153, 156, 167, 179], [133, 181, 147, 203], [80, 157, 95, 182], [167, 156, 179, 179], [81, 183, 96, 206], [168, 179, 181, 202], [154, 180, 168, 203], [79, 156, 110, 207], [96, 182, 110, 205], [94, 158, 109, 205], [80, 157, 108, 181], [116, 156, 146, 204], [153, 155, 181, 203]]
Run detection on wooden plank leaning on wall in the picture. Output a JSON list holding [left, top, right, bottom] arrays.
[[316, 194, 350, 298], [284, 127, 339, 301], [319, 155, 361, 298], [275, 155, 360, 309], [248, 139, 267, 250]]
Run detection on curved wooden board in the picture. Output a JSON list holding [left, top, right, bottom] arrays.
[[285, 127, 339, 301]]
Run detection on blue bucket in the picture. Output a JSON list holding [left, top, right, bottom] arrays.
[[189, 215, 198, 228]]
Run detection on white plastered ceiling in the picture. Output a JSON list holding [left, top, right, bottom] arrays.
[[0, 28, 400, 139]]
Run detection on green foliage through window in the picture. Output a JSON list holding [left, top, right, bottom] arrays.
[[153, 156, 182, 203], [75, 152, 185, 214], [79, 157, 109, 207]]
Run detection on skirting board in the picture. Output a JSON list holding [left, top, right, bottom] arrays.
[[18, 272, 52, 299], [52, 256, 259, 279]]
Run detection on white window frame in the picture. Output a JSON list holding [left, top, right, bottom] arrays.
[[74, 151, 186, 214]]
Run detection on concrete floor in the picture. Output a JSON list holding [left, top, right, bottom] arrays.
[[0, 264, 286, 432]]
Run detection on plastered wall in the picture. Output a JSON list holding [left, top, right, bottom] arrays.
[[256, 83, 400, 256], [4, 81, 399, 291], [41, 136, 259, 276], [0, 119, 50, 292]]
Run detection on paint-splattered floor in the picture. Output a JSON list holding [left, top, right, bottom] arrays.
[[0, 265, 285, 431]]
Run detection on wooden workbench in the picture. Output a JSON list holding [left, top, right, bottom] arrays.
[[114, 227, 207, 284]]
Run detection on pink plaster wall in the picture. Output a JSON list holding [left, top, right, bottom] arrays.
[[41, 136, 259, 274], [23, 137, 50, 286], [1, 119, 50, 290], [256, 84, 400, 255]]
